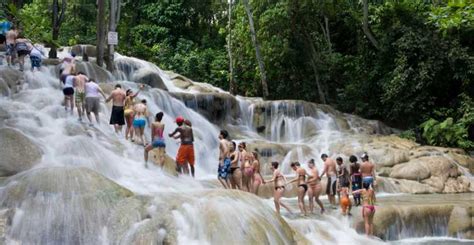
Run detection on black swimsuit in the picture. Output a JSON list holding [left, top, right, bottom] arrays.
[[298, 174, 308, 192], [230, 167, 239, 174]]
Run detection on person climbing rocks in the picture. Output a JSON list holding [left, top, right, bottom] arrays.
[[360, 153, 376, 188], [218, 130, 232, 188], [106, 84, 126, 134], [74, 72, 89, 122], [144, 112, 166, 168], [124, 84, 144, 141], [29, 44, 45, 72], [169, 116, 195, 177], [14, 33, 32, 71], [5, 25, 17, 67], [61, 71, 76, 113], [84, 79, 106, 125], [320, 153, 337, 209], [264, 161, 292, 215], [307, 159, 325, 214], [229, 141, 242, 190], [288, 162, 309, 216], [132, 99, 150, 146], [59, 52, 76, 76], [350, 155, 362, 206], [352, 182, 376, 236], [336, 157, 350, 203]]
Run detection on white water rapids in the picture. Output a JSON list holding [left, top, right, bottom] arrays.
[[0, 49, 470, 244]]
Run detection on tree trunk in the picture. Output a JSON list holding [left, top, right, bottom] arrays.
[[96, 0, 106, 67], [106, 0, 121, 71], [49, 0, 66, 58], [227, 0, 235, 94], [242, 0, 269, 99], [361, 0, 379, 50], [302, 28, 327, 104]]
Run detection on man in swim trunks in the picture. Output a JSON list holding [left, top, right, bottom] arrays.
[[132, 99, 150, 146], [360, 153, 376, 188], [289, 162, 308, 216], [74, 72, 89, 121], [84, 79, 106, 125], [218, 130, 232, 188], [169, 116, 195, 177], [5, 26, 17, 67], [106, 84, 126, 134], [320, 153, 337, 209]]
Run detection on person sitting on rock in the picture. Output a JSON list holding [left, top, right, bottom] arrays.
[[360, 153, 376, 188], [144, 112, 166, 168]]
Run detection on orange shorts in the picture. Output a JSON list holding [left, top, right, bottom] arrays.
[[340, 197, 351, 212], [176, 144, 195, 166]]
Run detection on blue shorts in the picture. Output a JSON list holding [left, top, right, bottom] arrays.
[[152, 138, 166, 148], [362, 176, 374, 188], [30, 56, 42, 68], [218, 157, 231, 179], [6, 44, 14, 56], [133, 118, 146, 128]]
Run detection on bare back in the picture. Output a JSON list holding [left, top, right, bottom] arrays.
[[111, 89, 126, 106], [74, 74, 88, 92], [179, 126, 194, 144], [219, 139, 230, 161], [360, 161, 375, 178], [6, 30, 17, 44], [133, 103, 147, 118]]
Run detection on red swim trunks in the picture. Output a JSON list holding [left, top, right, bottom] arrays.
[[176, 144, 195, 166]]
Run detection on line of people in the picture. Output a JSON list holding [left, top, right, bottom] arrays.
[[1, 25, 45, 72]]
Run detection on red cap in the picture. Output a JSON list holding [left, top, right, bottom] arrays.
[[176, 116, 185, 123]]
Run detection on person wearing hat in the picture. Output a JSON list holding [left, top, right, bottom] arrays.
[[169, 116, 195, 177], [360, 153, 376, 188]]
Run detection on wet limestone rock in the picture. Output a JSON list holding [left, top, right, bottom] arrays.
[[0, 128, 42, 177], [150, 150, 177, 176], [71, 44, 97, 57], [390, 156, 459, 182], [0, 68, 23, 96], [132, 69, 167, 91], [74, 61, 112, 82], [448, 206, 473, 239]]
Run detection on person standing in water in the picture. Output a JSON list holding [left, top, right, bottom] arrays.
[[307, 159, 325, 214], [350, 155, 362, 206], [183, 119, 196, 177], [106, 84, 126, 134], [124, 84, 144, 141], [169, 116, 195, 177], [251, 150, 264, 195], [5, 26, 17, 67], [320, 153, 337, 209], [360, 153, 376, 188], [14, 34, 32, 72], [265, 162, 292, 215], [336, 157, 350, 203], [217, 130, 232, 188], [29, 44, 45, 72], [84, 79, 106, 125], [240, 142, 253, 192], [61, 72, 76, 113], [132, 99, 150, 146], [339, 187, 352, 216], [288, 162, 308, 216], [352, 182, 376, 236], [229, 141, 242, 190], [74, 72, 89, 122], [144, 112, 166, 168]]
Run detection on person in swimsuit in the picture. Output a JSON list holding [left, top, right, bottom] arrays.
[[339, 187, 352, 216], [218, 130, 232, 188], [61, 73, 76, 113], [144, 112, 166, 168], [288, 162, 308, 216], [29, 44, 45, 72], [169, 116, 195, 177], [240, 142, 253, 192], [229, 141, 242, 190], [74, 72, 89, 122], [84, 79, 106, 125], [307, 159, 325, 214], [320, 153, 337, 209], [5, 26, 17, 67], [360, 153, 376, 188], [183, 119, 196, 177], [124, 84, 144, 141], [251, 150, 264, 195], [336, 157, 350, 203], [106, 84, 126, 134], [352, 182, 376, 235], [350, 155, 362, 206], [15, 34, 32, 72], [132, 99, 150, 146], [264, 162, 292, 215]]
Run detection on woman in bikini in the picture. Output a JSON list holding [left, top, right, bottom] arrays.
[[144, 112, 166, 168], [353, 182, 376, 236], [124, 84, 143, 141], [240, 142, 253, 192], [288, 162, 308, 216], [229, 141, 242, 189], [307, 159, 325, 214], [251, 150, 264, 195], [265, 162, 292, 215]]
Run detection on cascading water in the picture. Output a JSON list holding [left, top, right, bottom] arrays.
[[0, 49, 472, 244]]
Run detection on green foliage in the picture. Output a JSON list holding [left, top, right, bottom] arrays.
[[399, 129, 416, 141], [421, 117, 473, 150]]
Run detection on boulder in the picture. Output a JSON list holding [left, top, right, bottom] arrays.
[[0, 128, 42, 177], [390, 156, 459, 184], [71, 45, 97, 57], [75, 61, 112, 82], [0, 68, 23, 96], [448, 206, 473, 239], [390, 160, 431, 181], [443, 176, 471, 193], [132, 69, 167, 90]]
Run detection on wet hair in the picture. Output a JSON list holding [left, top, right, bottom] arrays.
[[308, 159, 315, 165], [363, 182, 371, 190], [232, 141, 236, 150], [220, 130, 229, 139], [349, 155, 358, 163], [239, 142, 246, 149], [115, 84, 121, 88], [184, 119, 192, 127], [361, 153, 369, 161], [336, 157, 343, 163], [290, 162, 300, 167], [126, 89, 132, 95], [89, 79, 95, 83], [155, 112, 164, 122], [78, 72, 85, 75], [141, 99, 147, 104], [271, 161, 279, 169], [252, 150, 259, 160], [71, 52, 76, 57], [321, 153, 328, 159], [177, 121, 183, 126]]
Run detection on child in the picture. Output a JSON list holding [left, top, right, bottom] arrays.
[[339, 187, 352, 216]]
